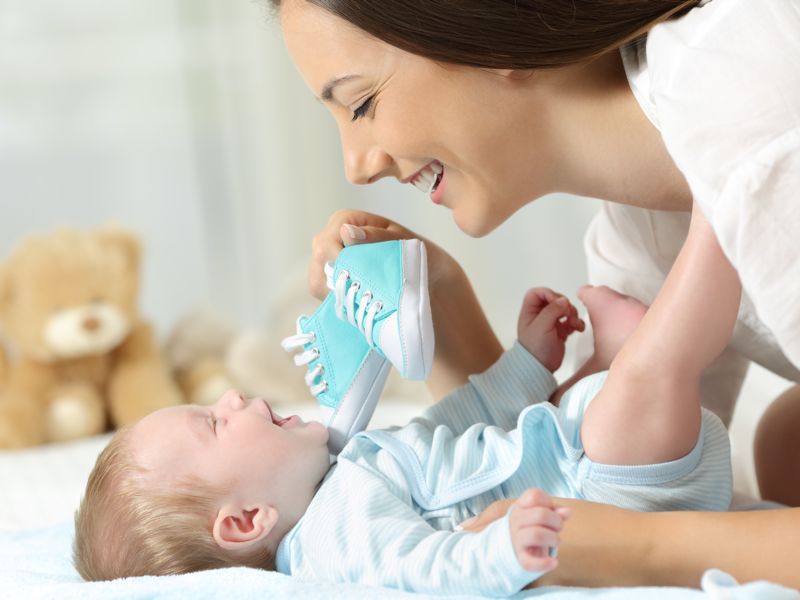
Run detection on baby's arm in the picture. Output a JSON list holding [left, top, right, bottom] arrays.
[[298, 477, 565, 595], [416, 289, 581, 434], [420, 343, 555, 433]]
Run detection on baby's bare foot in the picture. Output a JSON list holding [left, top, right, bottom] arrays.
[[579, 285, 648, 368]]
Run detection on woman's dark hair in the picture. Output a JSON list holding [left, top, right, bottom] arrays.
[[270, 0, 701, 69]]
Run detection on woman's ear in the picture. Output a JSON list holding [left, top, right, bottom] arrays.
[[212, 503, 279, 551]]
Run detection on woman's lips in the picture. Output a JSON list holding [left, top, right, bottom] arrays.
[[430, 168, 446, 204]]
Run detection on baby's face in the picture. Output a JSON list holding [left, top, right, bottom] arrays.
[[129, 390, 331, 514]]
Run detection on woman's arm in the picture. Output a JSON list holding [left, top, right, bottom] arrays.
[[463, 498, 800, 589], [425, 259, 503, 398]]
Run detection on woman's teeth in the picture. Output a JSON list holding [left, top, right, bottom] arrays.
[[412, 162, 443, 194]]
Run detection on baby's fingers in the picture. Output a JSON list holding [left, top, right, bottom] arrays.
[[517, 489, 556, 509], [518, 548, 558, 573], [514, 506, 567, 532], [515, 526, 560, 550]]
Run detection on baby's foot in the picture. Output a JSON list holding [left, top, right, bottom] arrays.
[[579, 285, 648, 369]]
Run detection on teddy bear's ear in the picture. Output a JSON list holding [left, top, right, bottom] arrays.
[[95, 225, 141, 273]]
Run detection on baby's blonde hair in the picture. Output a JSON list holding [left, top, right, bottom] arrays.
[[73, 427, 275, 581]]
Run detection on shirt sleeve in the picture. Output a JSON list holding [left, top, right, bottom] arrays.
[[419, 342, 557, 434], [290, 468, 541, 596]]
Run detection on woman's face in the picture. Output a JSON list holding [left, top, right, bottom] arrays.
[[280, 0, 555, 236]]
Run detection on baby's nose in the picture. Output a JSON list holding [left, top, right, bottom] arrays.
[[218, 389, 246, 411]]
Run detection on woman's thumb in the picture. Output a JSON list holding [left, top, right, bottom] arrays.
[[340, 223, 407, 246]]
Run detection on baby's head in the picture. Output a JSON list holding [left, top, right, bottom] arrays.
[[73, 390, 330, 581]]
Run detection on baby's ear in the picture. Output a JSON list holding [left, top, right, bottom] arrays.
[[212, 503, 278, 551]]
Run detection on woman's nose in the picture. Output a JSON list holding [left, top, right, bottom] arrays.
[[341, 132, 394, 185]]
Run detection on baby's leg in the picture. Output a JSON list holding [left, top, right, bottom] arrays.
[[550, 286, 647, 405], [581, 205, 741, 465]]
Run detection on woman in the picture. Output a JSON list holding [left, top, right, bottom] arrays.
[[271, 0, 800, 586]]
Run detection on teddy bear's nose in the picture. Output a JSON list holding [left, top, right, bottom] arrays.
[[83, 316, 101, 333]]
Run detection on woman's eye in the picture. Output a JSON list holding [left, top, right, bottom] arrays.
[[351, 96, 374, 122]]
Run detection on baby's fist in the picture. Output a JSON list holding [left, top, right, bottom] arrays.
[[517, 288, 584, 372], [509, 489, 570, 573]]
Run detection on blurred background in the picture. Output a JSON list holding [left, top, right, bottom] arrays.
[[0, 0, 788, 502], [0, 0, 596, 337]]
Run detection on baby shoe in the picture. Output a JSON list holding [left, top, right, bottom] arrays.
[[282, 293, 391, 454], [324, 239, 434, 380]]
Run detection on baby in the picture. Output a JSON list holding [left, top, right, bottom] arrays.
[[74, 206, 737, 596]]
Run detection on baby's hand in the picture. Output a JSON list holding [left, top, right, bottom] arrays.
[[509, 489, 570, 573], [517, 288, 584, 372]]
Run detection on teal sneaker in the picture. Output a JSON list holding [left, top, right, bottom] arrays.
[[324, 239, 434, 380], [281, 293, 391, 453]]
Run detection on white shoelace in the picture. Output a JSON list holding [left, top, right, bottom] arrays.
[[281, 325, 328, 396], [282, 266, 385, 398], [324, 262, 383, 348]]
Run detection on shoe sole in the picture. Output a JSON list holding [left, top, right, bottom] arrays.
[[321, 351, 392, 454], [398, 240, 434, 380]]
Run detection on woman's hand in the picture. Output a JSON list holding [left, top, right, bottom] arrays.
[[309, 209, 504, 398], [308, 209, 459, 300]]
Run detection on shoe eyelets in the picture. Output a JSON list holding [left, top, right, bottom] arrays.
[[313, 347, 320, 359]]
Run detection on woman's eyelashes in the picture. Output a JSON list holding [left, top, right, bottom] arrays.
[[351, 95, 374, 121]]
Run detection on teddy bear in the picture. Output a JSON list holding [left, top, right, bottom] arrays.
[[0, 226, 184, 448]]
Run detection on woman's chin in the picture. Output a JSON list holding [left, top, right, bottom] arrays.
[[452, 206, 499, 238]]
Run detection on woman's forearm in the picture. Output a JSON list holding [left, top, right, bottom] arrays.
[[651, 507, 800, 588], [426, 263, 503, 399], [539, 502, 800, 589]]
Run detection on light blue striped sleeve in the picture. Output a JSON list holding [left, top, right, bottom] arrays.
[[294, 468, 541, 596], [420, 342, 557, 434]]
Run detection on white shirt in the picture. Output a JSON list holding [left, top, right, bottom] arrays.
[[599, 0, 800, 379]]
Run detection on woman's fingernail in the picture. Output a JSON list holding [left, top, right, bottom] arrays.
[[344, 224, 366, 240]]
